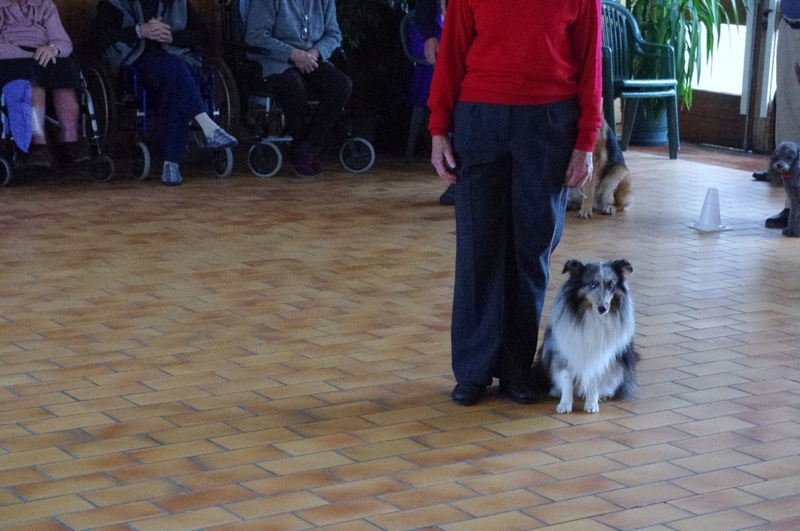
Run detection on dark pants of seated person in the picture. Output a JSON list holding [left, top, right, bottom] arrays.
[[133, 51, 206, 163], [265, 62, 352, 159], [0, 55, 81, 90]]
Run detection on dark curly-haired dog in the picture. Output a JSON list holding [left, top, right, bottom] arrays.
[[771, 141, 800, 237]]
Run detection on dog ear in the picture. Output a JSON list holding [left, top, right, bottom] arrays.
[[563, 259, 584, 275], [612, 259, 633, 275]]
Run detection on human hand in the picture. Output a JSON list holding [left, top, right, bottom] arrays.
[[423, 37, 439, 64], [33, 44, 59, 67], [290, 48, 319, 74], [565, 149, 593, 189], [431, 135, 457, 183], [140, 17, 173, 43]]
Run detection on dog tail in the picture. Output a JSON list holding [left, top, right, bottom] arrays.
[[615, 342, 640, 399], [607, 165, 634, 212]]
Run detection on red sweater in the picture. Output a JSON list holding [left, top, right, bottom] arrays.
[[427, 0, 602, 152]]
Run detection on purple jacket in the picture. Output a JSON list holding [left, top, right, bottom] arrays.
[[2, 79, 32, 152], [0, 0, 73, 60]]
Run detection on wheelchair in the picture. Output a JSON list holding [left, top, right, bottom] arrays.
[[218, 0, 375, 178], [83, 52, 239, 180], [0, 70, 115, 186]]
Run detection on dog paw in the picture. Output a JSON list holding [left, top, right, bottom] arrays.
[[584, 402, 600, 413], [577, 208, 592, 219], [556, 402, 573, 414], [601, 205, 617, 215]]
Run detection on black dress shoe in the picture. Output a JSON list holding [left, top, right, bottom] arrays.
[[499, 380, 540, 404], [752, 171, 770, 182], [59, 141, 91, 166], [765, 208, 790, 229], [24, 144, 54, 169], [451, 383, 486, 406]]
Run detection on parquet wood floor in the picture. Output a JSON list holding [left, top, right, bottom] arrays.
[[1, 144, 798, 530]]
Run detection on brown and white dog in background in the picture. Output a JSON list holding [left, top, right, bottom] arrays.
[[567, 118, 633, 219]]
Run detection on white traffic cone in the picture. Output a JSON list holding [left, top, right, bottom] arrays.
[[691, 187, 730, 231]]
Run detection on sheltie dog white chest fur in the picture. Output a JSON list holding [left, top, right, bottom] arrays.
[[534, 259, 639, 413]]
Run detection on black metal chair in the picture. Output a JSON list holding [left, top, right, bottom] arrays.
[[601, 0, 679, 159]]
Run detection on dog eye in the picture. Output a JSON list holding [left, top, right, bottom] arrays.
[[606, 281, 615, 290], [586, 281, 599, 290]]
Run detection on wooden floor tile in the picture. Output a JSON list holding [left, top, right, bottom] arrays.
[[1, 145, 798, 529]]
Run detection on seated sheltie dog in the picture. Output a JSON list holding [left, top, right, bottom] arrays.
[[567, 119, 633, 219], [533, 259, 639, 413]]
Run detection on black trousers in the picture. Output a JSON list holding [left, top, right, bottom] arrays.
[[0, 56, 81, 90], [265, 62, 352, 157], [450, 99, 577, 387]]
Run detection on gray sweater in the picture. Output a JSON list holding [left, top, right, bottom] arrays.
[[244, 0, 342, 78]]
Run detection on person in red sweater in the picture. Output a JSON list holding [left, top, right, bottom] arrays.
[[428, 0, 602, 406]]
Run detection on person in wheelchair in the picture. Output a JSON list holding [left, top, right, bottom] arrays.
[[245, 0, 351, 178], [93, 0, 238, 186], [0, 0, 91, 169]]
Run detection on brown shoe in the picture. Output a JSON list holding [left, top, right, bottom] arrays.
[[24, 144, 55, 169], [290, 151, 320, 179]]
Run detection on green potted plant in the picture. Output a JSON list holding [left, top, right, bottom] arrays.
[[625, 0, 739, 141]]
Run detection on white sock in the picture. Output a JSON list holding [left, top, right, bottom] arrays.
[[194, 113, 219, 137], [31, 108, 44, 136]]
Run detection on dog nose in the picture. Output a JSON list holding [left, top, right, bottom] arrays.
[[598, 306, 608, 314]]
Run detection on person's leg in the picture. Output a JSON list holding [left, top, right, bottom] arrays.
[[41, 55, 89, 164], [23, 83, 55, 168], [29, 84, 47, 145], [191, 66, 237, 149], [265, 68, 317, 176], [44, 57, 82, 142], [50, 88, 79, 143], [499, 100, 576, 399], [50, 87, 93, 165], [195, 112, 237, 149], [266, 68, 308, 144], [768, 19, 800, 226], [136, 53, 206, 184], [303, 62, 352, 159], [449, 102, 513, 404]]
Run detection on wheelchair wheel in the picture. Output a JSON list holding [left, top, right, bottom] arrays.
[[339, 137, 375, 173], [248, 142, 282, 178], [88, 155, 115, 183], [211, 147, 234, 178], [204, 58, 240, 135], [82, 63, 118, 156], [0, 157, 12, 187], [132, 142, 151, 180]]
